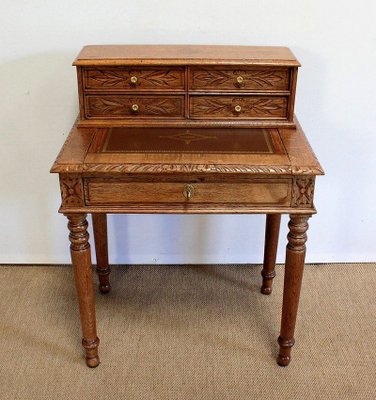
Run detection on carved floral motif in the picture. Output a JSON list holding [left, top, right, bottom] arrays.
[[86, 69, 184, 89], [192, 69, 288, 89], [191, 97, 286, 117], [60, 176, 83, 206], [87, 96, 183, 117], [291, 177, 315, 207], [83, 163, 322, 175]]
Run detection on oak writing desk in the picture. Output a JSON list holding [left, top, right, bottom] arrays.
[[51, 45, 323, 368]]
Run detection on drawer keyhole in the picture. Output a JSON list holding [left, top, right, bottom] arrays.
[[183, 184, 195, 200]]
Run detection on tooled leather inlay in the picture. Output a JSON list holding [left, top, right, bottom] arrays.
[[101, 128, 274, 154]]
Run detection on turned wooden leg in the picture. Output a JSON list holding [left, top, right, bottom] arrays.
[[261, 214, 281, 295], [66, 213, 100, 368], [92, 213, 111, 294], [277, 214, 310, 366]]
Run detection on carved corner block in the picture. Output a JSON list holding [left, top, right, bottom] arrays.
[[291, 176, 315, 208], [59, 175, 84, 207]]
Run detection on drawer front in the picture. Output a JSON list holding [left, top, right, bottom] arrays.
[[84, 180, 291, 206], [190, 96, 288, 119], [190, 67, 290, 91], [85, 95, 185, 119], [83, 67, 185, 91]]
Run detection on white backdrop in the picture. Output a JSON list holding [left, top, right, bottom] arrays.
[[1, 0, 375, 264]]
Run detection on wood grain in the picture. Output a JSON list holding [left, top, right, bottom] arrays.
[[85, 94, 185, 119], [277, 214, 310, 366], [73, 45, 300, 66], [51, 45, 323, 368], [76, 118, 297, 129], [190, 95, 288, 119], [84, 67, 185, 91], [84, 179, 292, 206], [190, 67, 290, 91], [75, 46, 299, 126], [261, 214, 281, 294], [66, 213, 100, 368], [92, 214, 111, 294]]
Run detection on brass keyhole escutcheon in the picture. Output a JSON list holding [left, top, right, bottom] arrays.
[[234, 105, 242, 113], [131, 104, 139, 112], [183, 184, 194, 200], [130, 76, 138, 84]]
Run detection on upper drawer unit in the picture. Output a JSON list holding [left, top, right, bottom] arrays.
[[74, 45, 300, 127], [83, 67, 185, 91], [189, 67, 290, 91]]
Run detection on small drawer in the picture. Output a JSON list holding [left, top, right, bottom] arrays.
[[190, 67, 290, 91], [190, 95, 288, 119], [84, 180, 291, 206], [85, 94, 185, 119], [83, 67, 185, 91]]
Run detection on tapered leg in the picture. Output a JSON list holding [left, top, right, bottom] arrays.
[[277, 214, 310, 366], [92, 213, 111, 294], [261, 214, 281, 295], [66, 213, 100, 368]]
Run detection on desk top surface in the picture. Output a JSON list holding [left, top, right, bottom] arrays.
[[51, 119, 323, 176], [73, 45, 300, 67], [101, 128, 275, 154]]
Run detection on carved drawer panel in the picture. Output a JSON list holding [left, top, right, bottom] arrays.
[[190, 67, 290, 91], [85, 95, 185, 119], [190, 95, 288, 119], [83, 67, 185, 91], [84, 179, 291, 206]]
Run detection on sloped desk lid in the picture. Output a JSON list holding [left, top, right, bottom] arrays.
[[51, 119, 323, 176]]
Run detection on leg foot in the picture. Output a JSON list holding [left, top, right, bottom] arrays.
[[83, 337, 100, 368], [98, 280, 111, 294], [277, 214, 310, 366], [261, 214, 281, 295], [277, 336, 295, 366], [92, 214, 111, 294]]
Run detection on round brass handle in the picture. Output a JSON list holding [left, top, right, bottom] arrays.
[[234, 105, 242, 113], [130, 76, 138, 84], [131, 104, 139, 112], [236, 76, 244, 84], [183, 184, 194, 200]]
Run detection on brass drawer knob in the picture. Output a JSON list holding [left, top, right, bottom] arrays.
[[130, 76, 138, 84], [234, 105, 242, 113], [183, 184, 194, 200], [236, 75, 244, 84], [131, 104, 139, 112]]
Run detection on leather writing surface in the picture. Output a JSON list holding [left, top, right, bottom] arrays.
[[102, 127, 274, 154]]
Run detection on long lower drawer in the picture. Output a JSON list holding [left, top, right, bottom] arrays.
[[84, 179, 292, 206]]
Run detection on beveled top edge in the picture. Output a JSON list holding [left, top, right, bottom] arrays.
[[73, 45, 301, 67]]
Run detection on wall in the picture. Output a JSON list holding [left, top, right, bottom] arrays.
[[1, 0, 375, 264]]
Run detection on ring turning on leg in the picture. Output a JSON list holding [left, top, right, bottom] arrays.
[[66, 213, 100, 368]]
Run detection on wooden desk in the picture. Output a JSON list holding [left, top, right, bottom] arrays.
[[51, 45, 323, 368]]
